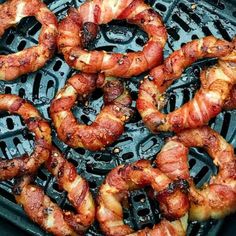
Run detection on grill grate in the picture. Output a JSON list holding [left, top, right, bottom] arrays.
[[0, 0, 236, 235]]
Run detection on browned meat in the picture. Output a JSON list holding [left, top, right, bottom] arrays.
[[223, 85, 236, 110]]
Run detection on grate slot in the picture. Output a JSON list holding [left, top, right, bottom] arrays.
[[155, 3, 167, 12], [0, 141, 8, 159], [220, 112, 231, 138], [0, 188, 15, 203], [5, 33, 15, 45], [167, 27, 180, 41], [193, 166, 210, 185], [189, 222, 201, 236], [28, 22, 42, 36], [202, 26, 213, 36], [4, 86, 12, 94], [172, 14, 191, 32]]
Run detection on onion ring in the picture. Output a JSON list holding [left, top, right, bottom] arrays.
[[0, 0, 58, 81], [13, 147, 95, 235], [155, 126, 236, 220], [137, 36, 235, 132], [97, 160, 189, 236]]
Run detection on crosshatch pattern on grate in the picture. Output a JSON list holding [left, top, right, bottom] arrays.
[[0, 0, 236, 235]]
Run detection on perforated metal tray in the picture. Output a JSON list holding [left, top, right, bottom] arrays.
[[0, 0, 235, 235]]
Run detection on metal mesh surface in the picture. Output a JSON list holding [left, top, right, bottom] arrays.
[[0, 0, 235, 235]]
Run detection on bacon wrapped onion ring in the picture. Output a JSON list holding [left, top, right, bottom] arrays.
[[13, 147, 95, 235], [97, 160, 189, 236], [155, 126, 236, 221], [0, 0, 58, 81], [137, 36, 235, 133], [57, 0, 167, 78], [0, 94, 51, 180], [50, 73, 133, 151]]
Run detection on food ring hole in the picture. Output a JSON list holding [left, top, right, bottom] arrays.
[[17, 16, 42, 36], [84, 20, 148, 53], [72, 88, 103, 125], [120, 188, 162, 230], [154, 72, 199, 113], [162, 78, 200, 113], [71, 88, 104, 125], [4, 16, 42, 51], [0, 113, 35, 158], [188, 148, 217, 186]]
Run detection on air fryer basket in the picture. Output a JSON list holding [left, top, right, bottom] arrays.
[[0, 0, 235, 235]]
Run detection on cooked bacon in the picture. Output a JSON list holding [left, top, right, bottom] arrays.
[[14, 147, 95, 235], [137, 36, 235, 133], [155, 126, 236, 220], [57, 0, 167, 78], [97, 160, 189, 236], [50, 72, 133, 151], [0, 0, 58, 81], [0, 94, 51, 180], [223, 85, 236, 110]]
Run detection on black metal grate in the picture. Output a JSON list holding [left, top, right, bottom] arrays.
[[0, 0, 235, 235]]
